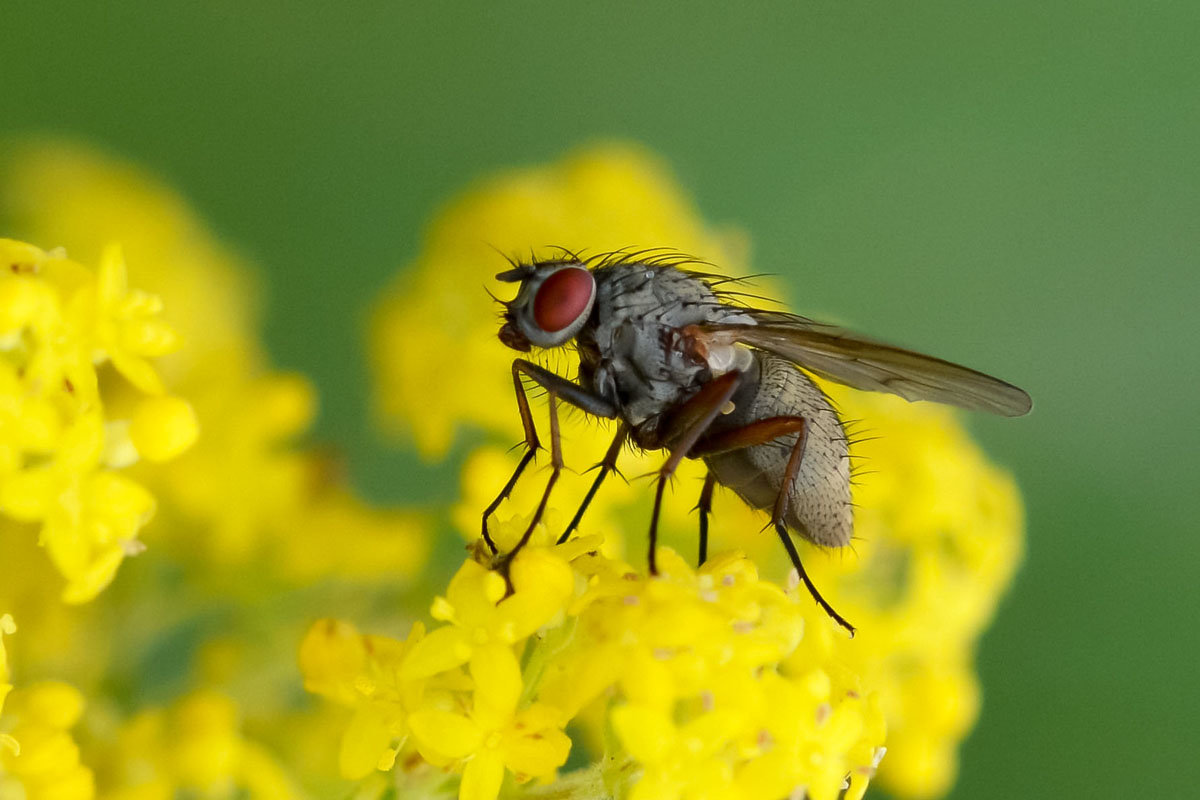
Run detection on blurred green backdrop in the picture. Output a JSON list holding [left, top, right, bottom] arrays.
[[1, 3, 1196, 798]]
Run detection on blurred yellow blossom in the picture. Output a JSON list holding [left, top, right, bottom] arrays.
[[370, 143, 1024, 798], [0, 681, 95, 800], [0, 238, 195, 602], [154, 368, 427, 580], [128, 395, 199, 463], [0, 619, 96, 800], [94, 690, 303, 800], [2, 141, 262, 381], [0, 614, 15, 757]]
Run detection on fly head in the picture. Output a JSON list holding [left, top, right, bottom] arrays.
[[495, 260, 596, 352]]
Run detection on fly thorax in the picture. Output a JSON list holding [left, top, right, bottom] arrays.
[[599, 319, 709, 425], [590, 263, 757, 425]]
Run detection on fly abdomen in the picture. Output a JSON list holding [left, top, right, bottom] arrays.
[[702, 355, 852, 548]]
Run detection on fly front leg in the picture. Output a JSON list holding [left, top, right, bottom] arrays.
[[644, 371, 743, 575], [558, 423, 629, 545], [484, 359, 617, 560], [480, 362, 541, 554], [692, 416, 855, 636]]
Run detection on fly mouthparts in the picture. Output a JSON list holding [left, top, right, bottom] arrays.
[[498, 323, 532, 352]]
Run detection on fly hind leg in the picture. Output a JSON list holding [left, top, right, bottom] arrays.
[[695, 472, 717, 566], [692, 416, 855, 636]]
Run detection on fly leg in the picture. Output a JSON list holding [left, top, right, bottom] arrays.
[[558, 424, 629, 545], [645, 371, 743, 575], [480, 361, 540, 554], [692, 417, 855, 636], [483, 359, 617, 558], [695, 472, 717, 566], [691, 417, 809, 565], [503, 389, 562, 567]]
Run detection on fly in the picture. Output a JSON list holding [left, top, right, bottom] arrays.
[[484, 249, 1031, 635]]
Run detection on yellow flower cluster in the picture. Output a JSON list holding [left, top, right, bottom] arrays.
[[0, 617, 96, 799], [0, 238, 197, 603], [370, 144, 1024, 798], [3, 143, 429, 583], [0, 142, 431, 798], [302, 530, 885, 800], [299, 544, 575, 793], [3, 609, 301, 800]]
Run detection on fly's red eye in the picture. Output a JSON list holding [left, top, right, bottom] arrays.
[[533, 267, 595, 332]]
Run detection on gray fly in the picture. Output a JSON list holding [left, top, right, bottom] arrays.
[[485, 249, 1031, 634]]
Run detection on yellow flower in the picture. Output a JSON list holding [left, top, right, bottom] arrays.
[[147, 368, 429, 581], [276, 487, 429, 583], [298, 619, 425, 781], [0, 674, 95, 800], [127, 395, 199, 463], [79, 243, 179, 395], [810, 389, 1023, 799], [556, 548, 884, 800], [401, 548, 574, 680], [408, 644, 570, 800]]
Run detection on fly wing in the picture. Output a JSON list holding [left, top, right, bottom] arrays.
[[698, 316, 1032, 417]]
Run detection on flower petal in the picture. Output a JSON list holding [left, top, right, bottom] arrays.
[[501, 721, 570, 778], [469, 643, 522, 727], [499, 549, 574, 639], [338, 706, 395, 780], [402, 625, 473, 679], [408, 709, 482, 761], [611, 704, 675, 765], [445, 559, 507, 624], [460, 748, 505, 800]]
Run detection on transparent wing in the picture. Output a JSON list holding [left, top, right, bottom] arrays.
[[699, 315, 1032, 417]]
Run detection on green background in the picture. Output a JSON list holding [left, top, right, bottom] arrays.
[[2, 3, 1197, 797]]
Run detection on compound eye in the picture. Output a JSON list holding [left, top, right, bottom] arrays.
[[532, 267, 595, 333]]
